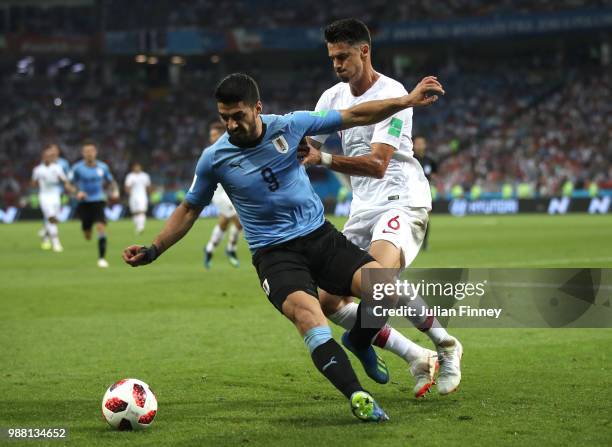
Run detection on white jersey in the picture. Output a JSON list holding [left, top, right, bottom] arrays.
[[125, 172, 151, 200], [212, 185, 237, 218], [311, 73, 432, 214], [32, 163, 66, 198]]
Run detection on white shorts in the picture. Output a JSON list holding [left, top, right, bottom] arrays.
[[40, 195, 61, 219], [129, 196, 148, 214], [343, 207, 429, 270], [212, 194, 237, 219]]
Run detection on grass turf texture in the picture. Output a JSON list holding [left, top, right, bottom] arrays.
[[1, 214, 611, 446]]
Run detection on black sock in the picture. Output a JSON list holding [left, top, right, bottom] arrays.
[[348, 302, 383, 350], [311, 339, 363, 399], [98, 235, 107, 259]]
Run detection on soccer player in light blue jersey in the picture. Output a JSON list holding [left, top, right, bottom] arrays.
[[123, 73, 444, 422], [70, 141, 119, 268]]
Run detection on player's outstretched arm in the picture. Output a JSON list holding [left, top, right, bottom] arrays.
[[63, 180, 76, 195], [301, 138, 394, 179], [339, 76, 444, 130], [123, 201, 203, 267], [109, 180, 120, 201]]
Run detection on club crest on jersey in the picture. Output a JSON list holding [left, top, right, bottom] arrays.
[[97, 167, 104, 177], [272, 136, 289, 154]]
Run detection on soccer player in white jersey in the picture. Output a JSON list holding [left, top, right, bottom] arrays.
[[124, 163, 151, 234], [31, 148, 72, 252], [37, 143, 70, 245], [203, 121, 243, 269], [302, 19, 462, 397]]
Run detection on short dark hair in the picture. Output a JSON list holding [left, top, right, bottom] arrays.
[[214, 73, 260, 106], [324, 18, 371, 47], [82, 139, 96, 148]]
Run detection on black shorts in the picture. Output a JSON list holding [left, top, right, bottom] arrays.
[[252, 221, 375, 312], [76, 201, 106, 231]]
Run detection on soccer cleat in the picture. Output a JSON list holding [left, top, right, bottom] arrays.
[[97, 258, 109, 268], [341, 332, 389, 384], [350, 391, 389, 422], [410, 349, 439, 398], [436, 336, 463, 395], [203, 250, 212, 269], [225, 248, 240, 268], [52, 243, 64, 253], [41, 240, 52, 250]]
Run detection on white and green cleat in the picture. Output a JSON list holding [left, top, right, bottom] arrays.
[[350, 391, 389, 422]]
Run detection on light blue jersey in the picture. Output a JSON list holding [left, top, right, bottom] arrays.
[[57, 157, 70, 193], [70, 160, 114, 202], [185, 110, 343, 251], [57, 157, 70, 175]]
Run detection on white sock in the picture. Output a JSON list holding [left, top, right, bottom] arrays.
[[327, 301, 358, 328], [40, 221, 50, 242], [206, 225, 224, 253], [424, 327, 451, 346], [47, 223, 60, 246], [397, 293, 451, 346], [226, 225, 240, 252], [382, 327, 425, 364], [328, 302, 425, 364], [135, 214, 146, 232]]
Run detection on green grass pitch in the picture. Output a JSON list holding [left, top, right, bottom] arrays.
[[1, 214, 611, 446]]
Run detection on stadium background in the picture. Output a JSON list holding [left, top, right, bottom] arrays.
[[1, 2, 611, 447], [0, 0, 611, 219]]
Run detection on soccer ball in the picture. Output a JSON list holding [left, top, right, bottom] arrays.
[[101, 378, 157, 430]]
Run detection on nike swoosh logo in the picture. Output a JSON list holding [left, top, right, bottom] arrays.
[[382, 229, 396, 234], [322, 356, 338, 371]]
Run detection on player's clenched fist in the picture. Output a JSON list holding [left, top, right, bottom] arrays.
[[122, 244, 159, 266], [405, 76, 445, 107]]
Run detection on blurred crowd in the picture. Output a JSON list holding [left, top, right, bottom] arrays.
[[433, 70, 612, 197], [4, 0, 611, 35], [2, 54, 610, 207]]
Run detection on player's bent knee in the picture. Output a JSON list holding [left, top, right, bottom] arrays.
[[282, 291, 327, 335], [351, 260, 400, 307], [350, 260, 384, 297], [319, 291, 350, 317]]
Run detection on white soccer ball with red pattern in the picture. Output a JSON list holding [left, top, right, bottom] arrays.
[[101, 378, 157, 430]]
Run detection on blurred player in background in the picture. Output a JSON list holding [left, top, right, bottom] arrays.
[[413, 136, 437, 251], [47, 143, 70, 175], [303, 18, 462, 397], [124, 162, 151, 234], [203, 121, 243, 269], [37, 143, 71, 244], [69, 141, 119, 268], [31, 147, 72, 252]]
